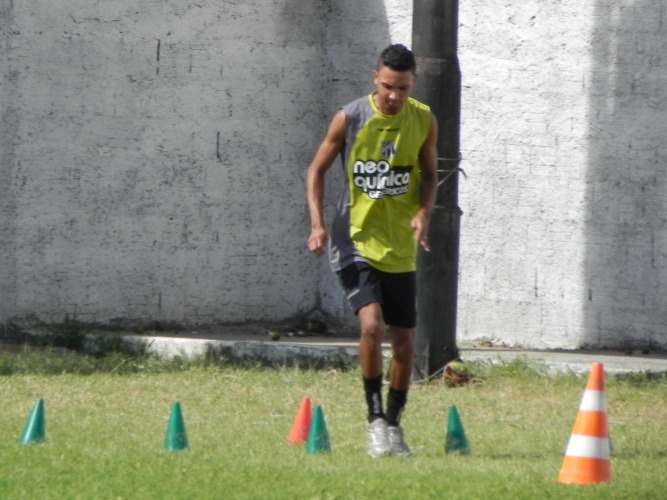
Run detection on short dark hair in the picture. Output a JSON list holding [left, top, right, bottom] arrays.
[[378, 44, 416, 73]]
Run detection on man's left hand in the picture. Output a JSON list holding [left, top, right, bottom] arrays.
[[411, 212, 431, 252]]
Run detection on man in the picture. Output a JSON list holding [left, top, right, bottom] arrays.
[[306, 44, 438, 457]]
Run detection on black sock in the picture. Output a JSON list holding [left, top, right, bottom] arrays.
[[363, 375, 385, 422], [385, 387, 408, 426]]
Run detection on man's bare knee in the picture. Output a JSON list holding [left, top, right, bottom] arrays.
[[358, 304, 386, 341], [360, 320, 384, 339], [390, 328, 415, 363], [392, 340, 414, 364]]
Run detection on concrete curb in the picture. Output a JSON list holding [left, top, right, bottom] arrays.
[[461, 348, 667, 376], [121, 334, 667, 376], [17, 329, 667, 376], [122, 335, 359, 370]]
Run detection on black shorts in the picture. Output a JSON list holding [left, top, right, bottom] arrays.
[[337, 262, 416, 329]]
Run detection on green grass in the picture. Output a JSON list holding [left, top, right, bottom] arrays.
[[0, 354, 666, 499]]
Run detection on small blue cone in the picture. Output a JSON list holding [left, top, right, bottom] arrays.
[[20, 398, 46, 445], [164, 402, 189, 451], [445, 405, 470, 455], [305, 405, 331, 453]]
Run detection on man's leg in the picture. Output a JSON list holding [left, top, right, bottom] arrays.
[[358, 302, 386, 381], [385, 325, 415, 456], [387, 325, 415, 392], [358, 303, 391, 457], [358, 302, 387, 422]]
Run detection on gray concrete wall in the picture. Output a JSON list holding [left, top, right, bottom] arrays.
[[458, 0, 667, 349], [0, 0, 409, 327], [4, 0, 666, 350]]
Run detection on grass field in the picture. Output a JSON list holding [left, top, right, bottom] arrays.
[[1, 349, 666, 499]]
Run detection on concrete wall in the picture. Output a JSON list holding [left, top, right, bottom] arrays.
[[0, 0, 410, 327], [458, 0, 667, 349], [3, 0, 666, 349]]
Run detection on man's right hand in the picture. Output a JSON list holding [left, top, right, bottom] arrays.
[[308, 227, 328, 256], [305, 109, 345, 258]]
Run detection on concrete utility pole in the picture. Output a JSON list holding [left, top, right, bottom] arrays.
[[412, 0, 462, 378]]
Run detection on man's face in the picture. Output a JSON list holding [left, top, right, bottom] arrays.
[[373, 64, 416, 115]]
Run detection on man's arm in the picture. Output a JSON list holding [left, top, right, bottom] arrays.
[[411, 112, 439, 252], [306, 109, 346, 256]]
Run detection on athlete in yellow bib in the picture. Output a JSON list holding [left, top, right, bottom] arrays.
[[336, 93, 431, 273], [306, 44, 438, 457]]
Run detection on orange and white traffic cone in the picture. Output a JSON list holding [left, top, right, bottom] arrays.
[[558, 362, 610, 484]]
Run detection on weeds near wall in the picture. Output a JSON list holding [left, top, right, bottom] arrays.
[[43, 314, 90, 350]]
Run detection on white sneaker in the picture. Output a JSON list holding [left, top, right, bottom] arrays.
[[366, 418, 391, 458], [387, 425, 411, 457]]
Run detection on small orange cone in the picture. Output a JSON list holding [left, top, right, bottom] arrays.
[[287, 397, 312, 444], [558, 362, 610, 484]]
